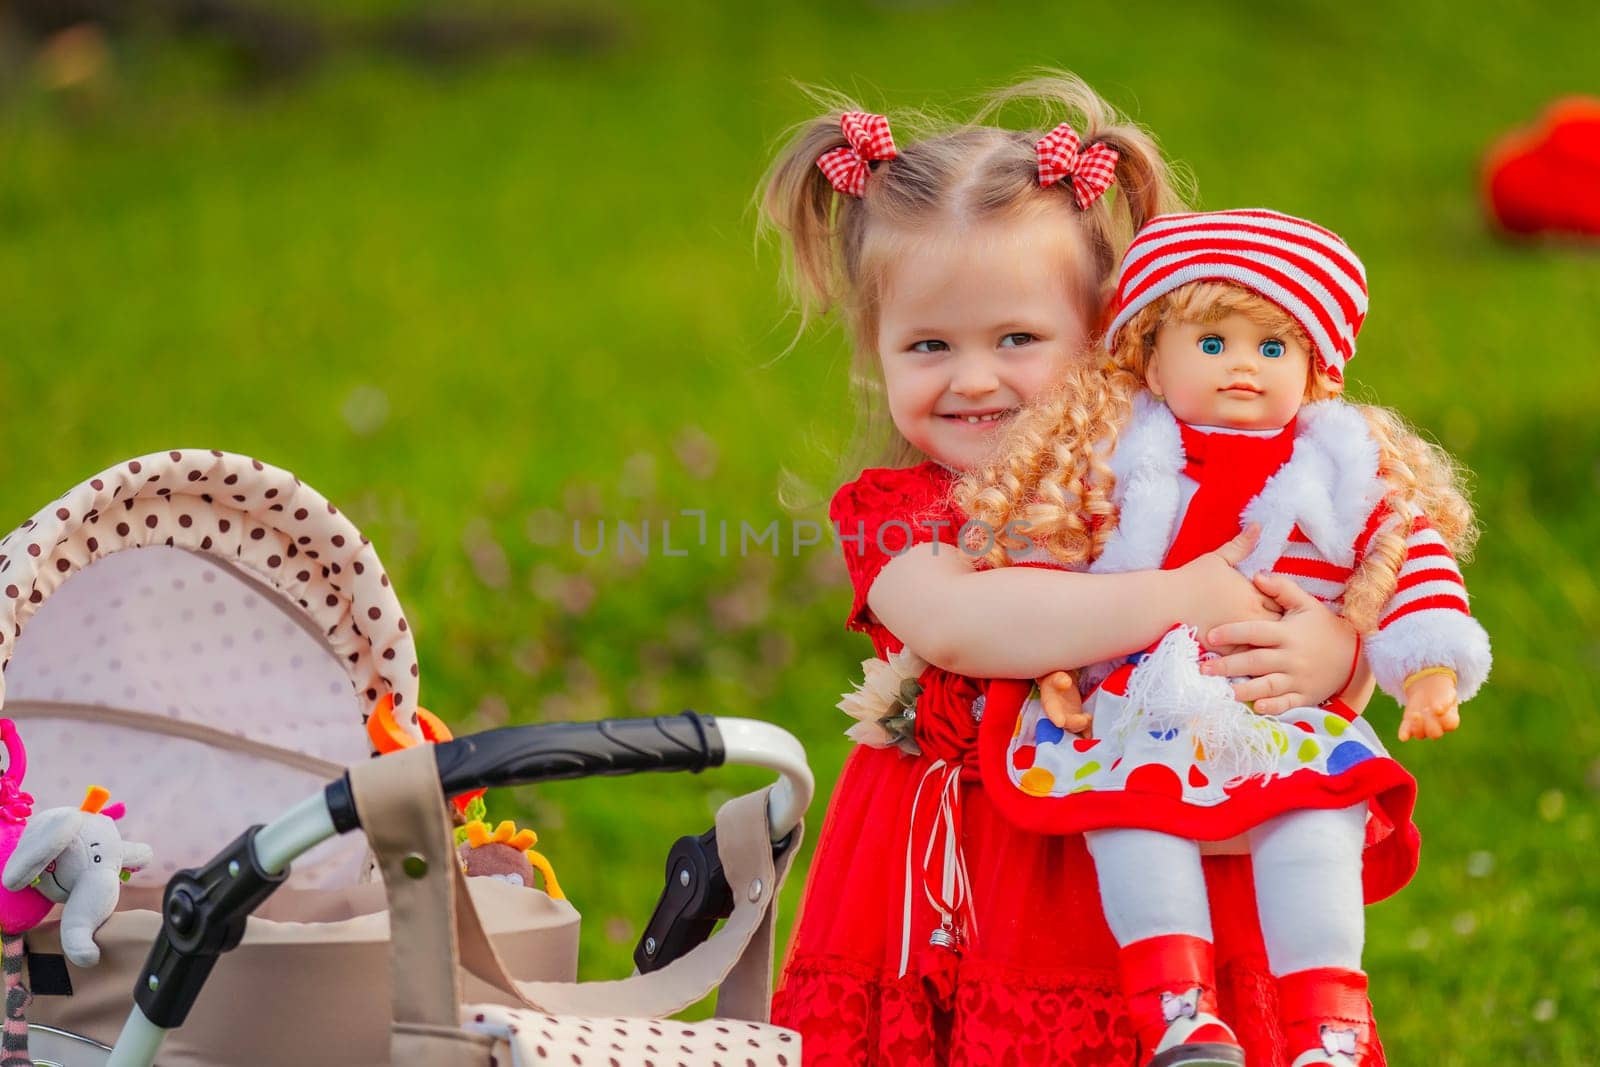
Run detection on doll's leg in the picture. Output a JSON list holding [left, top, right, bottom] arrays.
[[1247, 805, 1369, 1065], [1086, 827, 1212, 945], [1086, 829, 1243, 1066], [1249, 804, 1365, 973]]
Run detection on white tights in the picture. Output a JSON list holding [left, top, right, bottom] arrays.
[[1084, 804, 1367, 975]]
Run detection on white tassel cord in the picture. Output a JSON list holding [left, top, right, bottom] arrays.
[[1112, 627, 1282, 783]]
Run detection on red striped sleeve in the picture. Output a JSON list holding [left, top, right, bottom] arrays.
[[1381, 592, 1472, 629], [1274, 555, 1356, 584], [1393, 566, 1466, 595], [1375, 518, 1471, 630]]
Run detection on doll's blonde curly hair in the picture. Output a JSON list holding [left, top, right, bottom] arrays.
[[955, 281, 1478, 632]]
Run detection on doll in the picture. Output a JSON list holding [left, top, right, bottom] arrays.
[[959, 209, 1491, 1067]]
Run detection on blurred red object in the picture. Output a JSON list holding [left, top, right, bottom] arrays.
[[1483, 97, 1600, 238]]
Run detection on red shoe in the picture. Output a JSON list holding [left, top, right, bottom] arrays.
[[1118, 935, 1245, 1067], [1484, 97, 1600, 238], [1279, 967, 1370, 1067]]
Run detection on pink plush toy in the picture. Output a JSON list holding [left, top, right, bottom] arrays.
[[0, 719, 53, 1065], [0, 720, 51, 934]]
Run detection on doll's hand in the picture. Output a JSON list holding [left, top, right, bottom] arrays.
[[1399, 672, 1461, 741], [1200, 573, 1359, 715], [1038, 670, 1092, 734], [1171, 526, 1282, 646]]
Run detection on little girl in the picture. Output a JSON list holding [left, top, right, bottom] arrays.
[[958, 209, 1491, 1067], [762, 78, 1382, 1065]]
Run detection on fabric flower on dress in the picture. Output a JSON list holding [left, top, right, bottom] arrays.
[[838, 648, 927, 755]]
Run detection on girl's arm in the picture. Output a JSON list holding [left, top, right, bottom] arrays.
[[1200, 573, 1374, 715], [869, 527, 1280, 678]]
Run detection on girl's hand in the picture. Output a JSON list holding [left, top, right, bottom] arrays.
[[1170, 526, 1283, 643], [1399, 673, 1461, 741], [1038, 670, 1091, 734], [1200, 573, 1359, 715]]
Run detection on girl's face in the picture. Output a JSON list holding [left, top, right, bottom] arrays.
[[1147, 310, 1310, 430], [875, 217, 1089, 472]]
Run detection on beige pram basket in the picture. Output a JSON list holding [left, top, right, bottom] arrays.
[[0, 450, 809, 1066]]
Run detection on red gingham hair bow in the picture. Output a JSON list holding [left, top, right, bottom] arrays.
[[1036, 122, 1120, 210], [818, 111, 898, 198]]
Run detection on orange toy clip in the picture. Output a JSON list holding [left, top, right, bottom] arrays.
[[367, 693, 486, 815]]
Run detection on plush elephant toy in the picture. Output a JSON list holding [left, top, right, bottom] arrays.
[[1, 787, 153, 967]]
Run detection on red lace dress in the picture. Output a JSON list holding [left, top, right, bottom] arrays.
[[771, 462, 1388, 1066]]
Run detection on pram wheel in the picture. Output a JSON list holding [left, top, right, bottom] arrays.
[[27, 1023, 112, 1066]]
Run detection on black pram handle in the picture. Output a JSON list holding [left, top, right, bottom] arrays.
[[436, 711, 726, 793], [326, 711, 725, 832]]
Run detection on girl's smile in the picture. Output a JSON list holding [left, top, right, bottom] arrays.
[[940, 407, 1017, 425]]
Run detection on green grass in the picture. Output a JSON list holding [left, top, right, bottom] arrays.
[[2, 1, 1598, 1060]]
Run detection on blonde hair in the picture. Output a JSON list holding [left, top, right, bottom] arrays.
[[759, 73, 1188, 482], [956, 280, 1478, 631]]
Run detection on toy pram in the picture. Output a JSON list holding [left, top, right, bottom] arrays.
[[0, 450, 812, 1065]]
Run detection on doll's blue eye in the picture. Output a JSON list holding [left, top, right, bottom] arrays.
[[1198, 336, 1225, 356], [1259, 339, 1286, 359]]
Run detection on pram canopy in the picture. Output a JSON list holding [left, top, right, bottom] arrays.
[[0, 449, 425, 890]]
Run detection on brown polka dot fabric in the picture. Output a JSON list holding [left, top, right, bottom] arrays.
[[0, 449, 420, 724], [0, 449, 426, 889], [460, 1007, 799, 1066]]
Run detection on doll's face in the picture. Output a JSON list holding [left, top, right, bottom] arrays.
[[875, 217, 1090, 472], [1146, 311, 1311, 430]]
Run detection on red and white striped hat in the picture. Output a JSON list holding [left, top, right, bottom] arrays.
[[1105, 209, 1370, 382]]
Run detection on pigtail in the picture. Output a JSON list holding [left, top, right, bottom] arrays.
[[1097, 126, 1184, 226], [1073, 113, 1189, 311], [758, 98, 870, 334], [760, 95, 931, 502]]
